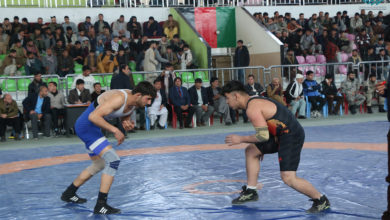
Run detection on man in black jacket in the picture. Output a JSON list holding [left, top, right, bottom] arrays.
[[189, 78, 214, 126], [245, 74, 264, 96], [234, 40, 250, 84], [28, 72, 47, 96], [22, 85, 51, 139], [207, 77, 235, 125], [321, 74, 343, 115], [68, 79, 92, 104], [94, 13, 111, 35]]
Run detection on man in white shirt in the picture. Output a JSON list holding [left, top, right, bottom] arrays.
[[188, 78, 214, 126], [147, 78, 168, 129], [72, 66, 96, 93]]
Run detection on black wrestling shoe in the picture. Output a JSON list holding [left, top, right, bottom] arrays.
[[94, 201, 121, 214], [232, 186, 258, 205], [306, 195, 330, 213], [61, 192, 87, 204]]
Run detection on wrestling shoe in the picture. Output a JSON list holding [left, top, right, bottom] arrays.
[[94, 201, 121, 214], [61, 192, 87, 204], [306, 195, 330, 213], [232, 186, 258, 205]]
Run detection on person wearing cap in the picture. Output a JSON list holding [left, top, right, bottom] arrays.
[[68, 79, 92, 104], [321, 74, 343, 115], [42, 48, 57, 75], [28, 72, 47, 96], [285, 74, 306, 119], [144, 16, 161, 37], [341, 71, 365, 114], [364, 73, 386, 113], [72, 66, 96, 93], [70, 41, 84, 64], [94, 13, 111, 35], [62, 15, 77, 34], [163, 14, 179, 40], [113, 15, 130, 39], [0, 49, 23, 76], [97, 48, 118, 73]]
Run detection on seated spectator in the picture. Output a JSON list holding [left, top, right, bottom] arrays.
[[159, 35, 169, 57], [321, 74, 343, 115], [170, 34, 186, 53], [43, 28, 56, 50], [48, 16, 62, 33], [10, 39, 26, 64], [144, 41, 159, 81], [0, 26, 9, 54], [154, 41, 169, 70], [47, 82, 66, 135], [68, 79, 91, 104], [303, 71, 326, 117], [116, 48, 129, 66], [127, 16, 142, 39], [25, 52, 44, 75], [333, 12, 347, 32], [350, 13, 363, 33], [266, 78, 286, 106], [72, 66, 96, 92], [0, 94, 21, 141], [207, 77, 235, 125], [110, 64, 135, 90], [64, 26, 78, 47], [42, 48, 57, 75], [22, 85, 51, 139], [348, 49, 362, 64], [300, 29, 321, 55], [78, 16, 93, 32], [84, 50, 98, 73], [276, 15, 288, 32], [113, 15, 130, 39], [341, 71, 366, 114], [24, 39, 40, 58], [70, 41, 84, 65], [356, 29, 371, 59], [163, 14, 179, 40], [91, 82, 105, 103], [28, 72, 47, 96], [57, 50, 75, 77], [144, 16, 162, 37], [97, 49, 118, 73], [189, 78, 214, 126], [163, 46, 180, 70], [266, 18, 278, 33], [285, 74, 306, 119], [245, 74, 264, 96], [287, 18, 302, 34], [339, 32, 353, 54], [54, 27, 66, 45], [147, 78, 168, 129], [9, 29, 25, 48], [181, 44, 194, 70], [94, 13, 111, 35], [0, 49, 23, 76], [111, 36, 120, 55], [169, 77, 194, 129], [374, 38, 386, 55], [364, 74, 386, 113], [53, 40, 65, 57], [30, 28, 45, 54], [62, 15, 77, 33], [97, 26, 112, 45]]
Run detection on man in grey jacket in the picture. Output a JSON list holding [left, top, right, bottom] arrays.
[[42, 48, 57, 75], [341, 71, 366, 114], [48, 81, 66, 135]]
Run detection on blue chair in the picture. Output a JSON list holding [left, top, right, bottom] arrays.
[[323, 95, 343, 117], [305, 95, 328, 118], [145, 106, 167, 130], [385, 99, 388, 111]]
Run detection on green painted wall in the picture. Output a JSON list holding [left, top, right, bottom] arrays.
[[170, 8, 210, 69], [216, 7, 236, 48]]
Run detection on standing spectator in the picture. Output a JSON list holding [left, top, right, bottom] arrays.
[[91, 82, 105, 103], [0, 26, 9, 54], [267, 78, 286, 106], [189, 78, 214, 127], [57, 50, 74, 77], [321, 74, 343, 115], [303, 71, 326, 117], [154, 41, 169, 70], [62, 16, 77, 34], [285, 74, 306, 119], [159, 35, 169, 57], [0, 94, 21, 141], [47, 82, 66, 135], [144, 17, 162, 37], [28, 72, 47, 96], [324, 38, 339, 76], [364, 74, 386, 113], [72, 66, 96, 93], [163, 14, 179, 40], [84, 50, 98, 73], [207, 77, 235, 125], [158, 63, 176, 97], [22, 85, 51, 139], [147, 78, 168, 129], [144, 41, 159, 81], [127, 16, 142, 39], [113, 15, 130, 39], [68, 79, 91, 104], [94, 13, 111, 35], [163, 46, 180, 70], [169, 77, 195, 129], [97, 49, 118, 73], [136, 35, 149, 54], [341, 71, 366, 114], [0, 49, 23, 76], [25, 52, 44, 75], [234, 40, 250, 84]]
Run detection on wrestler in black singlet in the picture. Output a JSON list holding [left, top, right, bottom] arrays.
[[247, 96, 305, 171]]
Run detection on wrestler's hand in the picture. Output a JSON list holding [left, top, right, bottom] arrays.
[[225, 134, 242, 146], [113, 128, 125, 146], [122, 120, 135, 131]]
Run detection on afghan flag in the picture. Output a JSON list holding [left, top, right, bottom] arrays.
[[194, 7, 236, 48]]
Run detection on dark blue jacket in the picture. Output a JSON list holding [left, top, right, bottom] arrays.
[[303, 79, 321, 97], [188, 86, 209, 106], [169, 86, 190, 107], [22, 93, 51, 114]]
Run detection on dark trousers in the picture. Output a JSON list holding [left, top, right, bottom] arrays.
[[308, 96, 326, 111], [30, 113, 51, 138], [174, 105, 195, 127], [0, 117, 21, 137], [51, 108, 65, 130], [326, 95, 343, 114]]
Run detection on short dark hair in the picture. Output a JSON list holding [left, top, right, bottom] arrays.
[[210, 77, 218, 83], [39, 85, 48, 91], [93, 82, 101, 87], [221, 80, 246, 95], [153, 78, 162, 84], [49, 81, 57, 87], [120, 64, 128, 71], [132, 81, 156, 99], [306, 70, 314, 76], [9, 49, 16, 53], [174, 77, 182, 83], [247, 74, 255, 79], [76, 79, 85, 85], [82, 66, 90, 71], [237, 40, 243, 44], [195, 78, 202, 83]]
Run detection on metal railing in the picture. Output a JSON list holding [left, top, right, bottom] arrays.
[[356, 60, 390, 81]]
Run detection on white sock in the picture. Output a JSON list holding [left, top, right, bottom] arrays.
[[247, 185, 257, 190]]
